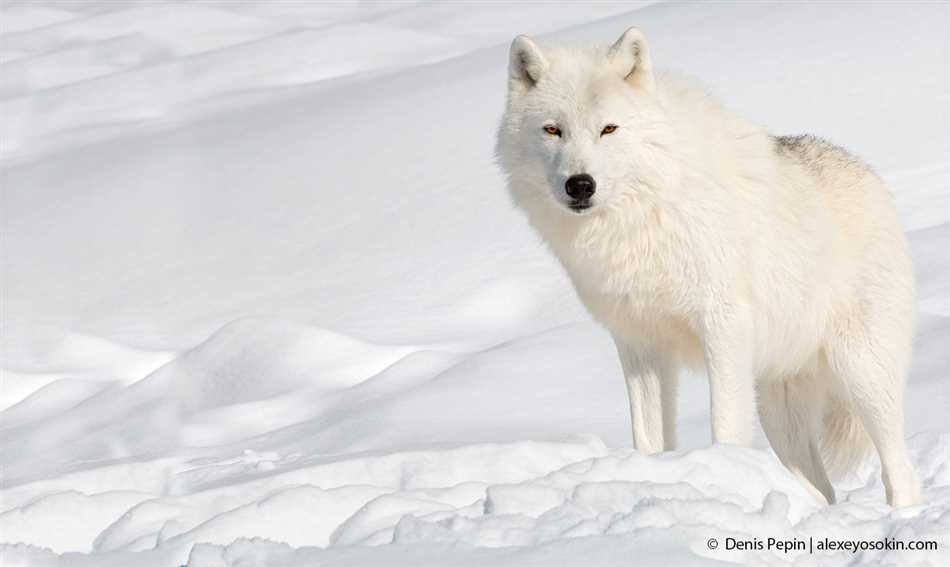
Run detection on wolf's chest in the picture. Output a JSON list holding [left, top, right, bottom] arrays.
[[573, 277, 706, 366], [555, 224, 707, 360], [560, 228, 700, 310]]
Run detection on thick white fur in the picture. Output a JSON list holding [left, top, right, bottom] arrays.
[[496, 28, 920, 506]]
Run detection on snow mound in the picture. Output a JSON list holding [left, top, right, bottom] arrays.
[[1, 318, 417, 483], [160, 317, 412, 411], [2, 436, 949, 565], [2, 326, 174, 381], [180, 435, 950, 566], [0, 377, 108, 427], [0, 490, 151, 554]]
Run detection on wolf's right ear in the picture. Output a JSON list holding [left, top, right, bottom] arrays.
[[509, 35, 547, 89], [608, 27, 655, 93]]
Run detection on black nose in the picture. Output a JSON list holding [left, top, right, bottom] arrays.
[[565, 174, 596, 200]]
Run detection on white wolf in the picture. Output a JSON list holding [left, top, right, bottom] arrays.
[[496, 28, 919, 506]]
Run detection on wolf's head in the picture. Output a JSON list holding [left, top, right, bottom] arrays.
[[496, 28, 670, 221]]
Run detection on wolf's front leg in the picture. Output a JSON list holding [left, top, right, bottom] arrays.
[[613, 336, 678, 454], [702, 306, 756, 446]]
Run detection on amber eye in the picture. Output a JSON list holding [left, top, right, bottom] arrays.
[[543, 125, 562, 137], [601, 124, 618, 136]]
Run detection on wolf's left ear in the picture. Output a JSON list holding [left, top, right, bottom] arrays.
[[607, 27, 655, 93]]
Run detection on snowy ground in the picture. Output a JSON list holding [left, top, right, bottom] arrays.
[[2, 1, 949, 566]]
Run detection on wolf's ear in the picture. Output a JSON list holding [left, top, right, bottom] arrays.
[[607, 27, 655, 93], [509, 35, 547, 89]]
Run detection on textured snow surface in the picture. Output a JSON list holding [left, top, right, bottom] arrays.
[[2, 1, 949, 566]]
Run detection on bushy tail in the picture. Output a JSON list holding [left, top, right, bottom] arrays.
[[819, 400, 872, 479]]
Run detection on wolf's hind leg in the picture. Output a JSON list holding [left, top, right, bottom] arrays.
[[825, 333, 919, 507], [758, 376, 836, 504]]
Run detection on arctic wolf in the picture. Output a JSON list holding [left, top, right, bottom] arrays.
[[496, 28, 919, 506]]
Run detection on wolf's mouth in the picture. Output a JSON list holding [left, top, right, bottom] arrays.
[[568, 200, 592, 212]]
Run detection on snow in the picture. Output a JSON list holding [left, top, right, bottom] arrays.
[[1, 1, 948, 566]]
